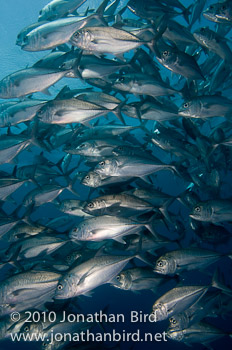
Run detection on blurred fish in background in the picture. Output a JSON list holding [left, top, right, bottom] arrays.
[[0, 0, 232, 349]]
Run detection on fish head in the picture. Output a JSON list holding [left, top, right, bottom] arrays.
[[169, 314, 188, 331], [74, 142, 93, 155], [203, 3, 231, 23], [178, 99, 201, 118], [178, 100, 192, 117], [190, 202, 212, 221], [36, 103, 51, 123], [113, 75, 132, 92], [71, 29, 93, 49], [65, 251, 81, 266], [0, 76, 10, 98], [151, 302, 168, 321], [215, 2, 232, 22], [115, 271, 132, 290], [20, 33, 31, 51], [16, 31, 24, 46], [55, 274, 77, 299], [41, 340, 53, 350], [159, 49, 175, 65], [81, 171, 102, 187], [203, 4, 220, 22], [154, 257, 175, 275], [38, 4, 55, 22], [83, 198, 106, 214], [95, 158, 118, 176], [20, 321, 43, 338], [193, 27, 210, 45], [69, 223, 93, 241], [166, 328, 184, 342]]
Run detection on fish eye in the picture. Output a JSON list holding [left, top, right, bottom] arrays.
[[85, 175, 90, 180], [170, 317, 176, 324], [118, 76, 125, 83], [99, 161, 105, 166], [183, 102, 189, 108], [209, 5, 214, 10], [116, 275, 120, 280], [157, 261, 163, 267], [73, 227, 78, 232], [24, 326, 30, 332], [79, 143, 86, 148], [194, 206, 201, 212], [200, 27, 205, 32], [37, 109, 43, 116], [117, 146, 123, 151], [57, 284, 63, 290], [88, 202, 94, 208], [163, 50, 169, 56], [73, 32, 80, 39]]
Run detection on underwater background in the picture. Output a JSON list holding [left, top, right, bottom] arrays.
[[0, 0, 232, 349]]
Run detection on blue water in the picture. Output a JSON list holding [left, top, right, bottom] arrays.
[[0, 0, 232, 350]]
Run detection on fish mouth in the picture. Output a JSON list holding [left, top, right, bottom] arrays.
[[53, 292, 67, 300], [203, 12, 216, 21], [153, 268, 162, 274], [178, 108, 190, 117], [189, 214, 199, 220]]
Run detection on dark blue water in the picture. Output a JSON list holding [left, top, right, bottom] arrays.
[[0, 1, 232, 350]]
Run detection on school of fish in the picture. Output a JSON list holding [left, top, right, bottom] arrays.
[[0, 0, 232, 349]]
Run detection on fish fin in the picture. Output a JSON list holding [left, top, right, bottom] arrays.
[[41, 87, 52, 96], [82, 291, 94, 297], [54, 85, 70, 100], [96, 0, 111, 16], [212, 268, 232, 295], [113, 236, 126, 244]]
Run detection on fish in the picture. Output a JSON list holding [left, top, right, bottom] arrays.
[[193, 27, 232, 62], [0, 270, 61, 316], [178, 95, 232, 119], [70, 26, 151, 55], [112, 72, 177, 97], [1, 1, 232, 348], [167, 321, 230, 347], [151, 285, 209, 321], [190, 199, 232, 223], [0, 67, 70, 99], [111, 266, 169, 292], [155, 42, 204, 80], [203, 1, 232, 23], [154, 248, 231, 275], [69, 215, 154, 243], [54, 254, 133, 298], [82, 193, 154, 217], [38, 0, 87, 21], [37, 98, 120, 125], [94, 155, 177, 178], [0, 100, 46, 127]]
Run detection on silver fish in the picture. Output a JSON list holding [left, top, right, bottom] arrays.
[[0, 67, 69, 99], [151, 285, 209, 321], [190, 200, 232, 223], [70, 26, 149, 54], [38, 0, 87, 21], [154, 248, 229, 275], [54, 254, 132, 298]]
